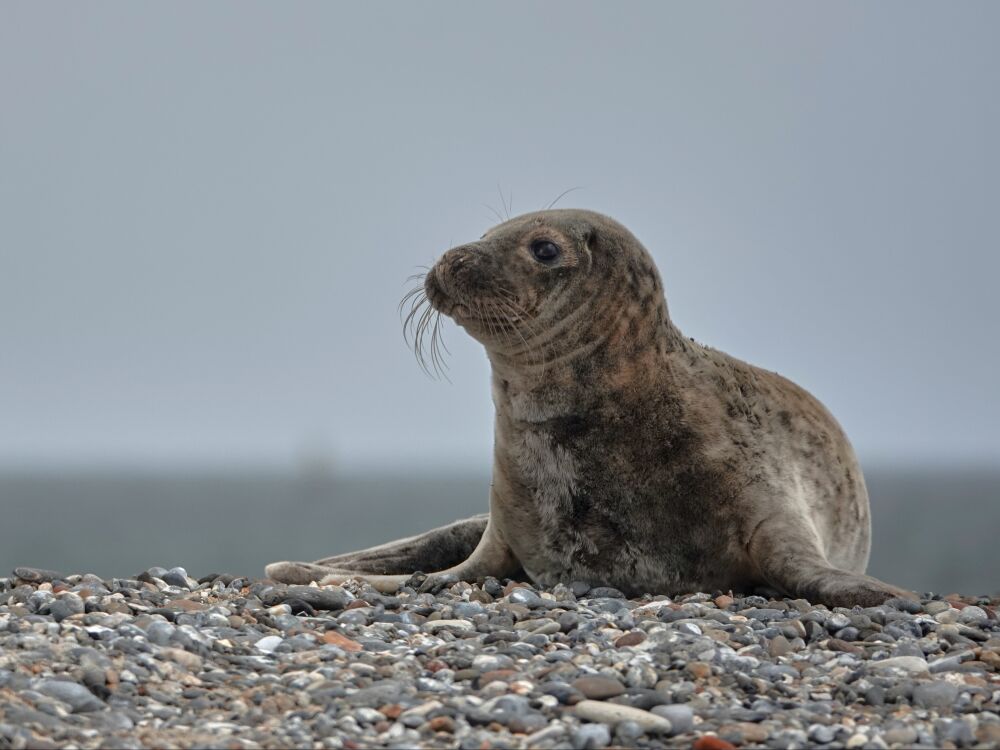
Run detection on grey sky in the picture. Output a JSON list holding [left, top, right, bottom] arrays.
[[2, 2, 998, 472]]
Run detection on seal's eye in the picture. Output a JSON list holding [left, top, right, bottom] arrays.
[[530, 240, 561, 264]]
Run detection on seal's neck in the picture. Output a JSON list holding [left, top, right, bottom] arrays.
[[486, 294, 687, 421]]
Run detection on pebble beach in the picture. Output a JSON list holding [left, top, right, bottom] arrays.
[[1, 567, 998, 750]]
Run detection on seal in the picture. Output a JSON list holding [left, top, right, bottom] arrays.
[[266, 209, 913, 608]]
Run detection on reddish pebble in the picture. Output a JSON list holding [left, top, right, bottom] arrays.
[[615, 631, 646, 648], [429, 716, 455, 733], [502, 580, 533, 596], [378, 704, 402, 719], [424, 659, 449, 673], [346, 599, 369, 610], [323, 630, 362, 652], [694, 736, 737, 750]]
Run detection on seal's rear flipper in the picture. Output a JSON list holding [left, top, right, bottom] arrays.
[[747, 515, 916, 608]]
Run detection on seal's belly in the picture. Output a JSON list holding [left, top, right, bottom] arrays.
[[496, 482, 750, 598], [497, 427, 758, 597], [512, 528, 742, 598]]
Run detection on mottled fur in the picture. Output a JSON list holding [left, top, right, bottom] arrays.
[[267, 210, 912, 607]]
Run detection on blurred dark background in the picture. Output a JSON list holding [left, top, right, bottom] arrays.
[[1, 467, 998, 595], [1, 3, 997, 594]]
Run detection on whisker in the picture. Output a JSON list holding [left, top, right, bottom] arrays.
[[482, 203, 504, 224], [545, 186, 585, 210], [497, 183, 510, 220], [430, 311, 451, 383], [413, 303, 436, 376], [401, 294, 428, 345], [398, 285, 425, 316]]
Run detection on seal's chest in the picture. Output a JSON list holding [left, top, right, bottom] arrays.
[[510, 430, 579, 515]]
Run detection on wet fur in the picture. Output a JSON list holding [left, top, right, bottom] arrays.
[[266, 209, 912, 607]]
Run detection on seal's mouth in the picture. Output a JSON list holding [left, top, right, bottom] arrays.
[[425, 270, 470, 319]]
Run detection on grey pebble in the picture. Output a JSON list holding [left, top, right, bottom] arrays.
[[162, 567, 191, 588], [254, 635, 283, 653], [651, 704, 694, 735], [46, 594, 84, 622], [262, 585, 351, 611], [912, 680, 960, 708], [572, 723, 612, 749], [808, 724, 838, 743], [615, 719, 646, 742], [957, 605, 988, 625], [508, 587, 543, 607], [34, 679, 105, 713]]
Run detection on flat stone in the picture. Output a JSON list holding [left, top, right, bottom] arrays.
[[574, 700, 672, 733], [424, 619, 476, 633], [615, 631, 646, 648], [34, 680, 104, 713], [261, 585, 351, 611], [871, 656, 929, 674], [571, 676, 626, 700], [323, 630, 363, 651], [13, 567, 65, 584], [589, 587, 626, 599], [508, 588, 543, 607]]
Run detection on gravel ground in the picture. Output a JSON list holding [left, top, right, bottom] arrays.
[[1, 567, 998, 750]]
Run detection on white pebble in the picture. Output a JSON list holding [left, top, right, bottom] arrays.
[[254, 635, 283, 653]]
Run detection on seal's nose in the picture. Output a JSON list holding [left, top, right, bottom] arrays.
[[432, 242, 491, 299]]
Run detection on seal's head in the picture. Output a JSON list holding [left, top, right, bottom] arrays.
[[411, 210, 675, 374]]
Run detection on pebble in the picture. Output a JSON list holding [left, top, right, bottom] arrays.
[[912, 680, 960, 708], [572, 722, 612, 748], [254, 635, 283, 653], [571, 676, 626, 700], [261, 584, 352, 611], [46, 594, 84, 622], [958, 605, 989, 625], [1, 567, 996, 749], [161, 567, 191, 588], [508, 587, 543, 607], [651, 703, 694, 734], [34, 679, 105, 712], [871, 655, 930, 673], [574, 700, 673, 733], [424, 619, 476, 633]]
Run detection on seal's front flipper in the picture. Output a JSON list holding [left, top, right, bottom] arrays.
[[313, 514, 489, 574], [264, 560, 337, 585], [318, 518, 521, 592], [264, 514, 490, 584]]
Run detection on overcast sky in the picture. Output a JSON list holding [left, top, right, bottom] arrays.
[[1, 2, 998, 472]]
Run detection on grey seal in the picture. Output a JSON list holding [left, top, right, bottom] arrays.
[[266, 209, 913, 608]]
